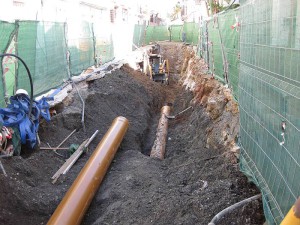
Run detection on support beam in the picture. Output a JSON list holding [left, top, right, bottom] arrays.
[[150, 105, 171, 159], [47, 116, 129, 225]]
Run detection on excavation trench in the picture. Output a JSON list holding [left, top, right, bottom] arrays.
[[0, 42, 264, 225]]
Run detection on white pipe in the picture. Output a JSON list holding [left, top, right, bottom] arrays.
[[208, 194, 261, 225]]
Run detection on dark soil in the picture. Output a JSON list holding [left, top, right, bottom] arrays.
[[0, 47, 264, 225]]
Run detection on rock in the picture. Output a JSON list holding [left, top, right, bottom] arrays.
[[200, 95, 208, 107], [226, 100, 239, 115], [206, 96, 227, 120]]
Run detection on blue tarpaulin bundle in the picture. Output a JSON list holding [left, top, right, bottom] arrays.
[[0, 94, 52, 149]]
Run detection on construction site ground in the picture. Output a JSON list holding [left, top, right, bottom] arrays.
[[0, 42, 264, 225]]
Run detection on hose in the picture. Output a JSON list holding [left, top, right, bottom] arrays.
[[0, 53, 33, 118], [208, 194, 261, 225]]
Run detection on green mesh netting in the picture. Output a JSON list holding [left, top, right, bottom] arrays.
[[206, 19, 225, 83], [144, 25, 169, 44], [133, 24, 146, 48], [200, 22, 209, 63], [0, 21, 16, 106], [169, 25, 183, 42], [0, 21, 14, 54], [200, 2, 300, 224], [238, 0, 300, 224], [68, 21, 94, 75], [200, 11, 239, 95], [198, 23, 205, 58], [218, 9, 240, 99], [2, 19, 114, 100], [16, 21, 37, 95], [134, 22, 200, 46], [4, 39, 16, 98], [183, 22, 199, 45], [95, 38, 114, 65], [93, 22, 114, 66], [17, 21, 68, 96]]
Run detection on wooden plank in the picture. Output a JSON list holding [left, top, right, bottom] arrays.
[[51, 139, 88, 184]]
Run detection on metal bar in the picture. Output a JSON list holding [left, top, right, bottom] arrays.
[[47, 116, 129, 225], [52, 130, 98, 183], [84, 130, 99, 148], [47, 143, 64, 158], [40, 147, 69, 150], [132, 43, 139, 50], [0, 160, 7, 177], [175, 106, 192, 117], [51, 139, 88, 184], [215, 15, 229, 84], [55, 129, 76, 150], [62, 128, 100, 176], [167, 106, 193, 119], [206, 21, 210, 70], [62, 140, 88, 175], [72, 80, 86, 132]]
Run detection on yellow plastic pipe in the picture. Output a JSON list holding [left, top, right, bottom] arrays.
[[281, 206, 300, 225], [47, 116, 129, 225]]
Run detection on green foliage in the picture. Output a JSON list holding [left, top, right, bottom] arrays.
[[210, 2, 225, 14]]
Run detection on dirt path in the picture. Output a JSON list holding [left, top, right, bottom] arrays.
[[0, 43, 264, 225]]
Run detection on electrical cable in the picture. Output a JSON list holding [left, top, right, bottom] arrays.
[[0, 53, 33, 118]]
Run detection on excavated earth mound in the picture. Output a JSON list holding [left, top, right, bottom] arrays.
[[0, 42, 264, 225]]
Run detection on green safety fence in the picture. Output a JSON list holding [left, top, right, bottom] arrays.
[[132, 22, 200, 46], [200, 9, 239, 98], [207, 20, 226, 83], [133, 24, 146, 48], [17, 21, 68, 96], [0, 19, 114, 105], [206, 19, 225, 83], [200, 1, 300, 224], [94, 36, 114, 65], [93, 22, 114, 65], [218, 9, 240, 98], [0, 21, 15, 107], [183, 22, 199, 45], [199, 22, 208, 63], [169, 25, 183, 42], [238, 0, 300, 224], [3, 40, 16, 98], [0, 21, 14, 54], [16, 21, 38, 95], [0, 21, 16, 106], [68, 21, 94, 75], [144, 25, 169, 45]]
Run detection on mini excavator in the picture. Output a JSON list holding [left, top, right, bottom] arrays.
[[144, 44, 170, 84]]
